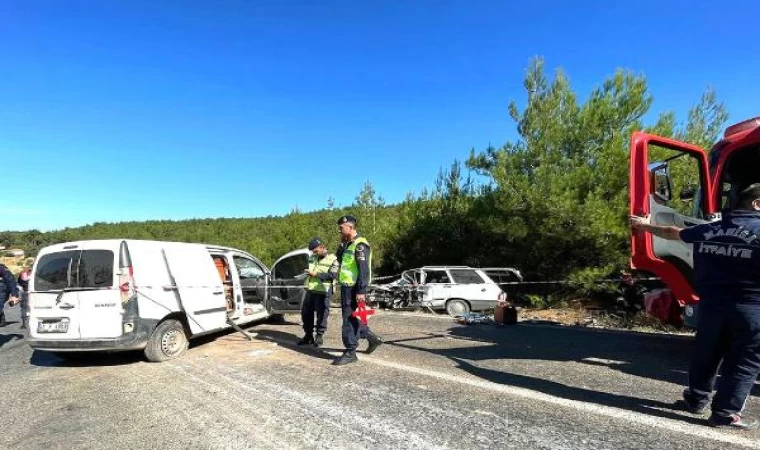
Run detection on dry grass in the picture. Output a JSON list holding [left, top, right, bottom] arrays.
[[0, 256, 32, 275], [519, 304, 693, 336]]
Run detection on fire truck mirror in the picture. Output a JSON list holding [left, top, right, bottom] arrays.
[[649, 162, 672, 202]]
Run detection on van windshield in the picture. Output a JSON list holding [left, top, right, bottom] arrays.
[[35, 250, 115, 292]]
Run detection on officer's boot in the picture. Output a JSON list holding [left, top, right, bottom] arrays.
[[297, 334, 314, 345], [20, 317, 28, 330], [332, 350, 358, 366], [365, 330, 384, 354], [314, 333, 324, 347], [0, 312, 6, 328]]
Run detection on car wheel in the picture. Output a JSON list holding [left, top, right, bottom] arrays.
[[446, 299, 470, 317], [144, 319, 188, 362]]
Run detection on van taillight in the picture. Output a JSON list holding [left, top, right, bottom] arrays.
[[119, 266, 134, 303], [119, 241, 135, 304]]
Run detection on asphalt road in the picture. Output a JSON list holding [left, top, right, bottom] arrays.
[[1, 304, 759, 450]]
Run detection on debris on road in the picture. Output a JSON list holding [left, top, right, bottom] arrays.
[[454, 313, 494, 325]]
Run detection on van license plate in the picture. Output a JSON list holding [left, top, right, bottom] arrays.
[[38, 320, 69, 333]]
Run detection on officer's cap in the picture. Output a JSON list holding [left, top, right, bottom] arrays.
[[308, 237, 323, 251], [337, 215, 357, 226]]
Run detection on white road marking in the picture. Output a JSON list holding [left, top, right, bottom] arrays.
[[361, 356, 760, 450], [266, 337, 760, 450]]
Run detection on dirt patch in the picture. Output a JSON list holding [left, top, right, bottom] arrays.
[[519, 306, 693, 336]]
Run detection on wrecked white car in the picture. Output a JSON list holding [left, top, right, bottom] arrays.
[[368, 266, 522, 316]]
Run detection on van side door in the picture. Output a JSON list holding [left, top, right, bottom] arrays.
[[230, 254, 268, 307], [162, 245, 228, 334], [268, 250, 309, 314]]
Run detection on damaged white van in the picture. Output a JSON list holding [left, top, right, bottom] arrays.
[[27, 240, 308, 362]]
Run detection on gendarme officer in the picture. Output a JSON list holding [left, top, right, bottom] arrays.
[[332, 215, 383, 366], [297, 237, 338, 348]]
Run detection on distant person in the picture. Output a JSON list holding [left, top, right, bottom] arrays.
[[17, 265, 32, 330], [332, 215, 383, 366], [297, 237, 338, 348], [0, 264, 20, 327], [630, 183, 760, 430]]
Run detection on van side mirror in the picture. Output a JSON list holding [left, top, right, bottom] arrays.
[[679, 185, 697, 201]]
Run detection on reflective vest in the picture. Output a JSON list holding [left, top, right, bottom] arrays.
[[339, 237, 371, 286], [306, 253, 337, 293]]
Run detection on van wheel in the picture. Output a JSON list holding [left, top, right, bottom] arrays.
[[144, 319, 188, 362], [446, 299, 470, 317]]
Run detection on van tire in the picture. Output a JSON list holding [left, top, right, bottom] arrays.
[[446, 299, 470, 317], [144, 319, 189, 362]]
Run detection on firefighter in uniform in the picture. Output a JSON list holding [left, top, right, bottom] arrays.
[[332, 215, 383, 366], [631, 183, 760, 429], [297, 237, 338, 348], [0, 264, 20, 328]]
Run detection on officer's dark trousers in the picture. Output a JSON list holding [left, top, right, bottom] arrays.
[[302, 290, 330, 336], [686, 299, 760, 418], [340, 284, 369, 351]]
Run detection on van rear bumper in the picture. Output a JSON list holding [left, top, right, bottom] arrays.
[[27, 318, 157, 352]]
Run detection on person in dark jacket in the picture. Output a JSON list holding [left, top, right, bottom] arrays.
[[332, 215, 383, 366], [631, 183, 760, 430], [17, 265, 32, 329], [0, 264, 20, 327]]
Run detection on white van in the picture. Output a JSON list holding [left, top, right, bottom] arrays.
[[27, 240, 310, 362]]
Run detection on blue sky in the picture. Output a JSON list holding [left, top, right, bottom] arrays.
[[1, 1, 758, 231]]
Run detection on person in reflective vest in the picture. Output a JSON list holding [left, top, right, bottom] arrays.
[[332, 215, 383, 366], [297, 237, 338, 348], [631, 183, 760, 430]]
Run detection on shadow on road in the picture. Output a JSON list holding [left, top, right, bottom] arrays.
[[0, 333, 24, 348], [30, 349, 146, 367], [250, 328, 340, 361], [386, 322, 759, 421]]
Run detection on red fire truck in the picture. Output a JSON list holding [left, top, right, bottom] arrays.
[[630, 117, 760, 326]]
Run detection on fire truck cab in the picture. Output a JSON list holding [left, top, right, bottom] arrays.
[[630, 117, 760, 327]]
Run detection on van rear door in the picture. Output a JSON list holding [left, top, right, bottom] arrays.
[[30, 245, 122, 340], [77, 246, 121, 339], [629, 132, 716, 305], [162, 245, 227, 334], [30, 250, 82, 340]]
